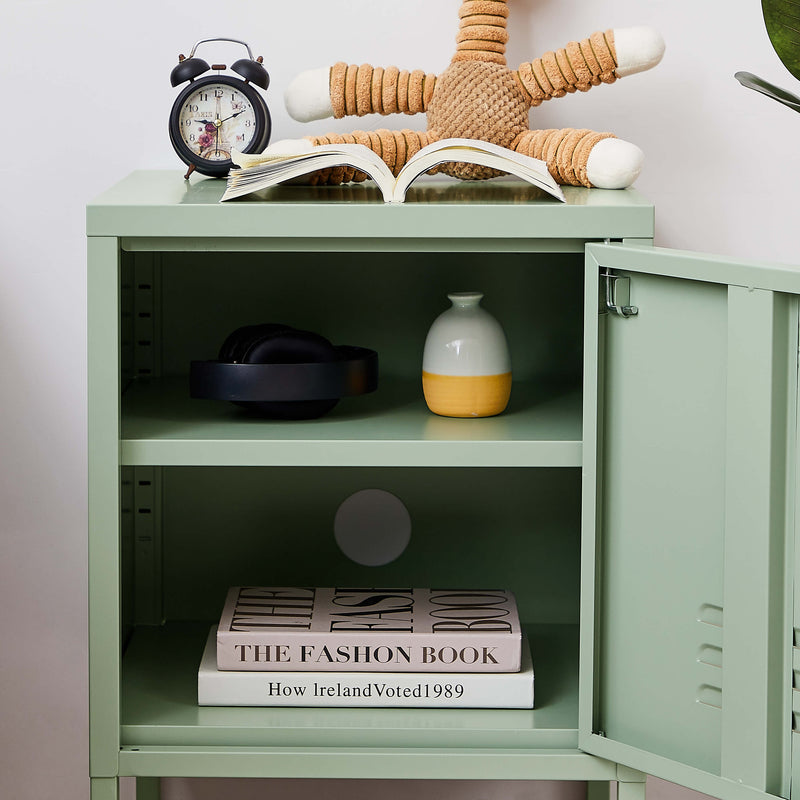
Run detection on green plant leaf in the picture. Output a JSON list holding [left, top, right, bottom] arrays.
[[735, 69, 800, 111], [763, 0, 800, 80]]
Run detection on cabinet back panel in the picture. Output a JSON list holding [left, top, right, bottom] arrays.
[[152, 466, 581, 626], [153, 252, 584, 384]]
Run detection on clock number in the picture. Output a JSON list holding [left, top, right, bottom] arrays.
[[188, 104, 199, 113]]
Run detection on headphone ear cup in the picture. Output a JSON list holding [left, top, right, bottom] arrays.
[[237, 328, 341, 420], [242, 328, 337, 365], [217, 323, 292, 363]]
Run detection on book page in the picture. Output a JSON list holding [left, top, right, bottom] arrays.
[[393, 138, 565, 203], [222, 144, 395, 202]]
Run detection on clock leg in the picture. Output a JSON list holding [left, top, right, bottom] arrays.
[[183, 164, 196, 179]]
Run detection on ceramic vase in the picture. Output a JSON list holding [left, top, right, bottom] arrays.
[[422, 292, 511, 418]]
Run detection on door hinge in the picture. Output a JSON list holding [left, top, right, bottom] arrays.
[[601, 270, 639, 317]]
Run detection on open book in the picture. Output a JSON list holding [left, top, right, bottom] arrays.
[[220, 138, 565, 203]]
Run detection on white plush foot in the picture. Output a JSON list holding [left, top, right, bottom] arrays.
[[613, 26, 665, 78], [232, 138, 314, 168], [285, 67, 334, 122], [264, 138, 315, 156], [586, 138, 644, 189]]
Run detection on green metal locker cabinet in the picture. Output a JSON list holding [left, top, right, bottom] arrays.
[[86, 172, 800, 800]]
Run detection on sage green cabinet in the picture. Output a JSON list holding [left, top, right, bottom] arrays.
[[87, 173, 799, 800]]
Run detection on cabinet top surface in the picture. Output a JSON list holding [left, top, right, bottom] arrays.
[[87, 170, 655, 241]]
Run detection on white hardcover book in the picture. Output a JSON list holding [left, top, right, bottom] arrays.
[[199, 627, 534, 708], [217, 587, 522, 673]]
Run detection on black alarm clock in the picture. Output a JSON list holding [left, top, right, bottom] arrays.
[[169, 37, 272, 179]]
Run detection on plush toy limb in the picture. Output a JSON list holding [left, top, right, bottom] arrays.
[[612, 27, 665, 77], [453, 0, 510, 65], [585, 138, 644, 188], [285, 63, 438, 122], [300, 129, 437, 185], [513, 129, 643, 188], [515, 31, 618, 106], [261, 138, 315, 157], [513, 128, 641, 188], [285, 67, 333, 122], [328, 63, 438, 117], [515, 27, 663, 106]]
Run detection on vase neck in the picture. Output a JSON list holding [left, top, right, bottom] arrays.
[[448, 292, 484, 309]]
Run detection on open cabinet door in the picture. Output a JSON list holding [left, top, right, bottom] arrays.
[[580, 244, 798, 800]]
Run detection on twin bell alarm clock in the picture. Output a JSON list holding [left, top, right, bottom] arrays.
[[169, 37, 272, 178]]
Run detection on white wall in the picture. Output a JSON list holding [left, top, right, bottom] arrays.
[[0, 1, 794, 798]]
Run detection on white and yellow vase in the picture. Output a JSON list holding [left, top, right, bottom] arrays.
[[422, 292, 511, 418]]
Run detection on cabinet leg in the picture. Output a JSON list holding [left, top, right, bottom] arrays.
[[91, 777, 119, 800], [617, 768, 647, 800], [135, 777, 161, 800], [587, 782, 610, 800]]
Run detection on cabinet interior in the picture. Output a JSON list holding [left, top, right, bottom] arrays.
[[122, 465, 582, 626], [123, 249, 585, 385], [116, 247, 588, 751], [120, 247, 586, 617]]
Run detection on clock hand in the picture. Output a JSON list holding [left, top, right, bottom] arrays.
[[219, 110, 245, 123], [215, 96, 222, 155]]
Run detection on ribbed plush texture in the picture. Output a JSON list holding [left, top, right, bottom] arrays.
[[516, 30, 618, 105], [303, 0, 627, 187], [453, 0, 510, 64], [426, 60, 530, 179], [330, 62, 436, 117], [305, 129, 435, 183], [513, 128, 615, 187]]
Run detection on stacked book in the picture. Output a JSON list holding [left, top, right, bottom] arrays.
[[198, 586, 534, 708]]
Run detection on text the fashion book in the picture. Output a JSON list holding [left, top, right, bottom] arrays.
[[200, 627, 534, 708]]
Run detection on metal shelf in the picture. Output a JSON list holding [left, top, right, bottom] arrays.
[[119, 622, 585, 779], [121, 378, 583, 467]]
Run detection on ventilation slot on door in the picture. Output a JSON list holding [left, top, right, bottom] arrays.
[[793, 627, 800, 732]]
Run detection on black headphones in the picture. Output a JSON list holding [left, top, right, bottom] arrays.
[[190, 324, 379, 419]]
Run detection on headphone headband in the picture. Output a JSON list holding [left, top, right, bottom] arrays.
[[190, 345, 378, 403]]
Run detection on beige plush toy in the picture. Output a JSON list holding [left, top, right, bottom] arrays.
[[282, 0, 664, 189]]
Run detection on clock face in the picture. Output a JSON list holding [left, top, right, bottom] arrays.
[[169, 75, 271, 176], [177, 82, 258, 161]]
